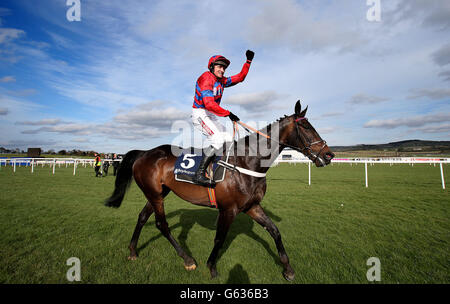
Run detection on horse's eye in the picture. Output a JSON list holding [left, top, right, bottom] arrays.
[[300, 121, 310, 129]]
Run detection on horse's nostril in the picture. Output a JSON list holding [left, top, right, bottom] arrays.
[[324, 152, 334, 161]]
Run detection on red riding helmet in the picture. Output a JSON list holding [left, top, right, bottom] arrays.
[[208, 55, 230, 71]]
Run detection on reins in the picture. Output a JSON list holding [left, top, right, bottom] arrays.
[[222, 117, 328, 177], [235, 121, 270, 139], [235, 119, 327, 165]]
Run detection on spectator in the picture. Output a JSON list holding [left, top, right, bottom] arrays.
[[112, 153, 120, 176], [103, 160, 110, 177], [94, 153, 102, 177]]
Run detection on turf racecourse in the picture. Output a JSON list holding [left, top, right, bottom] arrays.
[[0, 162, 448, 284]]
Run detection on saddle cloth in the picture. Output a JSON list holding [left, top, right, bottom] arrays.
[[173, 149, 228, 184]]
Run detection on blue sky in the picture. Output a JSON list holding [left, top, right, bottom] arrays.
[[0, 0, 449, 154]]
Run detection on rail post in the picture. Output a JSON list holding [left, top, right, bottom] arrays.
[[365, 161, 368, 188], [308, 161, 311, 185]]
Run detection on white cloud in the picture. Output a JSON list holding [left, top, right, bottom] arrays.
[[0, 139, 57, 150], [319, 112, 345, 118], [348, 93, 389, 104], [0, 26, 26, 63], [5, 89, 37, 97], [387, 0, 450, 30], [317, 127, 335, 134], [364, 113, 450, 129], [407, 88, 450, 100], [52, 84, 152, 108], [0, 107, 8, 115], [72, 138, 89, 143], [413, 123, 450, 134], [113, 102, 190, 128], [226, 91, 287, 113], [432, 43, 450, 66], [438, 70, 450, 81], [0, 27, 24, 44], [45, 31, 74, 49], [95, 121, 170, 140], [0, 93, 46, 116], [21, 123, 92, 135], [0, 76, 15, 82], [245, 0, 365, 53], [16, 118, 63, 126]]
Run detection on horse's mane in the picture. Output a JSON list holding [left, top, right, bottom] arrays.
[[224, 114, 293, 157], [236, 114, 293, 143]]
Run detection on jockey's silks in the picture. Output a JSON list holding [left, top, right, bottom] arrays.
[[193, 60, 251, 117]]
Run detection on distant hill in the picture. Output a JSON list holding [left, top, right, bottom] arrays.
[[330, 140, 450, 154]]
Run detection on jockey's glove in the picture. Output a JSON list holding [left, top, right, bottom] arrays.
[[246, 50, 254, 61], [228, 112, 240, 122]]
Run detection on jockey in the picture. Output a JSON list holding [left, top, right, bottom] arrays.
[[191, 50, 254, 187]]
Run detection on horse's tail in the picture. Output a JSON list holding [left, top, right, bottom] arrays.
[[105, 150, 145, 208]]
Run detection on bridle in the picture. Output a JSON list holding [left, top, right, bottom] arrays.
[[235, 117, 328, 164], [292, 117, 327, 165]]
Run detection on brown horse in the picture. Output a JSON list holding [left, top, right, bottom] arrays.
[[105, 100, 334, 281]]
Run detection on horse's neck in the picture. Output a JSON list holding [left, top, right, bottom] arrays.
[[234, 118, 290, 173]]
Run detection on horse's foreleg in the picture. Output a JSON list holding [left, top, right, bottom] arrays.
[[207, 209, 236, 279], [152, 200, 197, 271], [246, 204, 295, 281], [128, 202, 154, 260]]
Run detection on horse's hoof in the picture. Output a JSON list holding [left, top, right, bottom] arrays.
[[210, 269, 218, 279], [283, 271, 295, 281], [128, 255, 138, 261], [184, 263, 197, 271]]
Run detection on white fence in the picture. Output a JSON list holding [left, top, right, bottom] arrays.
[[0, 158, 120, 176], [1, 156, 448, 189], [273, 157, 449, 189]]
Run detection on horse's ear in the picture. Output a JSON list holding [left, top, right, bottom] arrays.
[[295, 100, 301, 115], [299, 105, 308, 117]]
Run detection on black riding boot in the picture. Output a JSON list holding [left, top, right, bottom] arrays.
[[193, 146, 217, 188]]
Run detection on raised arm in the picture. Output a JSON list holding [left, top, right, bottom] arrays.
[[224, 50, 254, 88]]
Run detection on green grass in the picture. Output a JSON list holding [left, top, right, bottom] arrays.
[[0, 162, 448, 284]]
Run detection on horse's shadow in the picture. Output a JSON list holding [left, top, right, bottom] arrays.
[[226, 263, 250, 284], [137, 207, 283, 273]]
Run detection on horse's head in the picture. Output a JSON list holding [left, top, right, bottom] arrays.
[[282, 100, 334, 167]]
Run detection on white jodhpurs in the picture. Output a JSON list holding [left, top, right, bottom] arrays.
[[191, 108, 233, 150]]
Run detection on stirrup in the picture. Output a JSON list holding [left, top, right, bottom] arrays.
[[193, 174, 216, 188]]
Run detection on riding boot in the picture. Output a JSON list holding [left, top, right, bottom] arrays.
[[193, 146, 217, 188]]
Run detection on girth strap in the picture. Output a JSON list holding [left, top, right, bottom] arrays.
[[217, 160, 266, 178]]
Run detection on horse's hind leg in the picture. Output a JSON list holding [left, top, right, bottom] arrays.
[[151, 199, 197, 271], [128, 201, 154, 260], [246, 204, 295, 281]]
